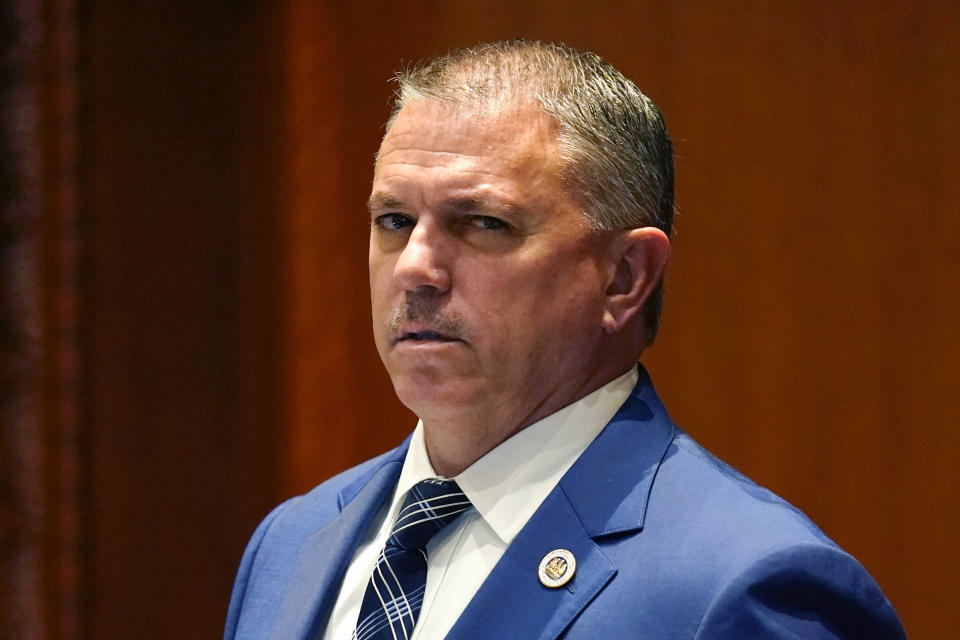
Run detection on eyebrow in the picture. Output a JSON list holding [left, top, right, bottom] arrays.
[[367, 192, 404, 212], [367, 192, 526, 217], [448, 197, 528, 219]]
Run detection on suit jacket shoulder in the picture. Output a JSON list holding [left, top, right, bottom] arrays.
[[224, 440, 409, 640], [447, 368, 906, 639], [626, 431, 906, 639]]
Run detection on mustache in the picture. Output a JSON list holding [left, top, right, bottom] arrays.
[[388, 291, 465, 337]]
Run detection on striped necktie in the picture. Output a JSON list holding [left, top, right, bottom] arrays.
[[353, 478, 471, 640]]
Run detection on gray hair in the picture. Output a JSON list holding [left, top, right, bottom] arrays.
[[388, 40, 674, 343]]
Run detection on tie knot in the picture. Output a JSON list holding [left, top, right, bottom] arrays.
[[388, 478, 471, 551]]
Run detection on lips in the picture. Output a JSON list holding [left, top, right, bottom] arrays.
[[393, 330, 463, 345]]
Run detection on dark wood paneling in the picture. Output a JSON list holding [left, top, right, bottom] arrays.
[[83, 2, 275, 637], [271, 0, 411, 494], [1, 0, 83, 638]]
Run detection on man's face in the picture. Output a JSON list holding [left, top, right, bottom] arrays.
[[369, 99, 614, 433]]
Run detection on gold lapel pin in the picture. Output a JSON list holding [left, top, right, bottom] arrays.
[[538, 548, 576, 588]]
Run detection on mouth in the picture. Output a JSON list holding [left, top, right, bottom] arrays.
[[392, 330, 464, 345]]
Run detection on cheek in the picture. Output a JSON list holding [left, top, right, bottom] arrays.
[[368, 257, 396, 301], [511, 257, 601, 309], [512, 264, 605, 342], [472, 265, 597, 345], [368, 260, 397, 347]]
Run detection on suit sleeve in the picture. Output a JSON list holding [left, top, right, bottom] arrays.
[[694, 543, 907, 640]]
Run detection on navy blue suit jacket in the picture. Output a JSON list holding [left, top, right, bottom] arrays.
[[225, 367, 906, 639]]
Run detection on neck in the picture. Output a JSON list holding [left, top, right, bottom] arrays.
[[420, 360, 637, 477], [422, 420, 500, 478]]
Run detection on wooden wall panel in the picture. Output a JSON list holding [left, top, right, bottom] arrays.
[[83, 2, 276, 638], [272, 0, 415, 494], [1, 0, 83, 638]]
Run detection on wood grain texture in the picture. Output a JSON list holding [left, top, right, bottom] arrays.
[[0, 0, 83, 638], [82, 2, 271, 637]]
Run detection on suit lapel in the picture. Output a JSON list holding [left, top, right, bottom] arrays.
[[559, 372, 676, 539], [450, 367, 676, 640], [270, 448, 407, 640], [447, 488, 616, 640]]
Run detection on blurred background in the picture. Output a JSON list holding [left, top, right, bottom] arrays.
[[2, 1, 957, 638]]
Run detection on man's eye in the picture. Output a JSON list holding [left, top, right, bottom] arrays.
[[468, 215, 508, 231], [374, 213, 413, 231]]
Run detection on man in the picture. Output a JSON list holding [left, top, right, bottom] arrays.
[[225, 41, 905, 639]]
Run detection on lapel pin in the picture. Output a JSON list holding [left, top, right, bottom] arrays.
[[538, 548, 576, 588]]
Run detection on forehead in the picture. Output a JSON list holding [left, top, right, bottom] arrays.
[[374, 99, 563, 182]]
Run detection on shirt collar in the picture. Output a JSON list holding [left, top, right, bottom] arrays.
[[394, 367, 638, 545]]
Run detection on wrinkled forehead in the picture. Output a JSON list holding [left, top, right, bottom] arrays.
[[376, 97, 562, 167]]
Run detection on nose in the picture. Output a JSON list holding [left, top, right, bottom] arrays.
[[393, 219, 451, 293]]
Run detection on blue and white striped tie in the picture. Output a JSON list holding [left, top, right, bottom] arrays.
[[353, 478, 471, 640]]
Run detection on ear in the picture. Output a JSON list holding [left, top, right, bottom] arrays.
[[601, 227, 671, 334]]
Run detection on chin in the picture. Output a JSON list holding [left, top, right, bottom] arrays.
[[390, 368, 482, 417]]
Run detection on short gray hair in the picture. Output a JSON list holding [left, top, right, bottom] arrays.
[[389, 40, 674, 342]]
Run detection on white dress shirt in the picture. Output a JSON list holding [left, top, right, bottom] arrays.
[[322, 367, 638, 640]]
